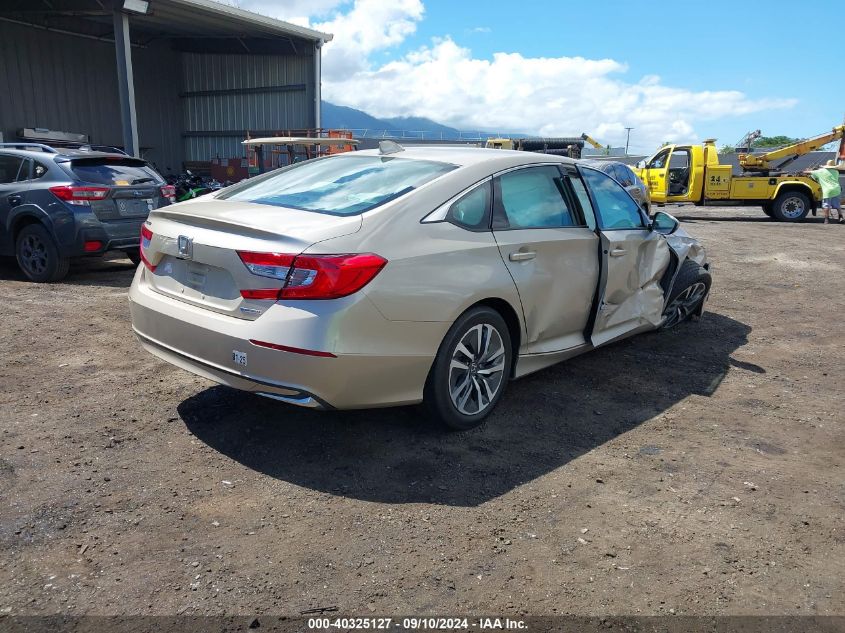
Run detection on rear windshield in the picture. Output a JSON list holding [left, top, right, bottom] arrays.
[[69, 158, 162, 186], [218, 155, 457, 216]]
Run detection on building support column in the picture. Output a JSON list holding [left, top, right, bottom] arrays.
[[314, 39, 323, 130], [113, 10, 139, 157]]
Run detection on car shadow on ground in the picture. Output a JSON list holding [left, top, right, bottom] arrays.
[[0, 255, 137, 288], [180, 311, 751, 507]]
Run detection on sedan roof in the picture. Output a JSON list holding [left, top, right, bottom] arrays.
[[353, 146, 576, 169]]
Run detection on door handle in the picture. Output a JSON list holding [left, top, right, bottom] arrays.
[[509, 250, 536, 262], [609, 248, 627, 257]]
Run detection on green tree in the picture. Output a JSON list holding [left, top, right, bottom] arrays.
[[752, 135, 799, 148], [719, 145, 736, 154]]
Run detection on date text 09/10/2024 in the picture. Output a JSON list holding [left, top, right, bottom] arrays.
[[306, 618, 527, 630]]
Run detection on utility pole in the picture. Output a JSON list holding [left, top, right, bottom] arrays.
[[624, 127, 634, 156]]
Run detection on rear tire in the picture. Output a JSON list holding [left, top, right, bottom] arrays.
[[15, 224, 69, 283], [125, 248, 142, 266], [771, 190, 810, 222], [424, 306, 513, 431], [661, 260, 711, 329], [762, 203, 774, 217]]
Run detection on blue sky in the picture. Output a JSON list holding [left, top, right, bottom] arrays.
[[240, 0, 845, 154], [394, 0, 844, 152]]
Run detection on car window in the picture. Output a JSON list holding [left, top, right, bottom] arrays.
[[607, 163, 624, 183], [446, 180, 491, 230], [16, 159, 32, 182], [33, 162, 49, 179], [219, 155, 456, 216], [616, 165, 634, 187], [580, 167, 645, 230], [0, 155, 24, 184], [495, 166, 576, 229], [647, 149, 670, 170], [68, 158, 162, 186], [567, 174, 597, 230]]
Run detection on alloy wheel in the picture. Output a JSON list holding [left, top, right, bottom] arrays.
[[20, 234, 49, 276], [662, 282, 707, 329], [448, 323, 507, 415]]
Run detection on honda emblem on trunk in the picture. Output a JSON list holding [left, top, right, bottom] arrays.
[[177, 235, 193, 260]]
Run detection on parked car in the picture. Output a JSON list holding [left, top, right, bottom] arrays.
[[129, 145, 710, 430], [582, 159, 651, 212], [0, 143, 174, 282]]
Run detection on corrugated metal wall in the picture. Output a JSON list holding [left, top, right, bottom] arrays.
[[181, 51, 314, 161], [0, 20, 317, 171], [0, 20, 183, 172]]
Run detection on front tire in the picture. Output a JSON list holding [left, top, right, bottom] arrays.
[[771, 190, 810, 222], [662, 260, 711, 329], [424, 306, 513, 430], [15, 224, 69, 282]]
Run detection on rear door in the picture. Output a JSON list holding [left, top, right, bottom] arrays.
[[580, 166, 670, 347], [640, 147, 672, 203], [491, 164, 599, 353], [0, 154, 30, 254]]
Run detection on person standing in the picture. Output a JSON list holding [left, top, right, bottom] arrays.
[[807, 160, 843, 224]]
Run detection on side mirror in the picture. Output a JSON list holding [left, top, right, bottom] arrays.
[[636, 160, 646, 169], [651, 210, 680, 235]]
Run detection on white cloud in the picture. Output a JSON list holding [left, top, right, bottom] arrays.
[[229, 0, 795, 152]]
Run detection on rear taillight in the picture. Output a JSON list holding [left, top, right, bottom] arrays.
[[237, 251, 295, 280], [49, 185, 109, 206], [160, 184, 176, 203], [139, 224, 156, 271], [237, 251, 387, 300]]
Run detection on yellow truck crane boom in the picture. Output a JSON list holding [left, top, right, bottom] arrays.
[[580, 133, 605, 151], [739, 125, 845, 173], [634, 123, 844, 222]]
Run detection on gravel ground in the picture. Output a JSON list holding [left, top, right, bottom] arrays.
[[0, 206, 843, 617]]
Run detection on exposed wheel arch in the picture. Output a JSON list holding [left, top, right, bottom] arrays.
[[11, 214, 48, 243]]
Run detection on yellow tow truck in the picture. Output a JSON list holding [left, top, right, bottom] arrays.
[[633, 126, 845, 221]]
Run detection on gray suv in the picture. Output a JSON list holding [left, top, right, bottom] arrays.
[[0, 143, 174, 282]]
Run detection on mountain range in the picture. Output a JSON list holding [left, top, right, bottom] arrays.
[[321, 101, 514, 140]]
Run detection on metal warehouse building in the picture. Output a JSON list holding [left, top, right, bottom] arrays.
[[0, 0, 331, 174]]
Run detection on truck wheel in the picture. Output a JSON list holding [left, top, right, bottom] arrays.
[[15, 223, 70, 282], [771, 191, 810, 222], [762, 203, 774, 217]]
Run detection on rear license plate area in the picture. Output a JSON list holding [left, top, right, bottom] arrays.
[[116, 198, 156, 217]]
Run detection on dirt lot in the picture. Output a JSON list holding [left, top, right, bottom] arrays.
[[1, 206, 843, 617]]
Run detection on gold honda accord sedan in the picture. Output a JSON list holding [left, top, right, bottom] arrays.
[[129, 144, 710, 429]]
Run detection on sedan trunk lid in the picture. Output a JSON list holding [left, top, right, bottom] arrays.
[[141, 199, 362, 319]]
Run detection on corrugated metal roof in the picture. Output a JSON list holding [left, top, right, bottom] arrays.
[[0, 0, 332, 44], [141, 0, 332, 42]]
